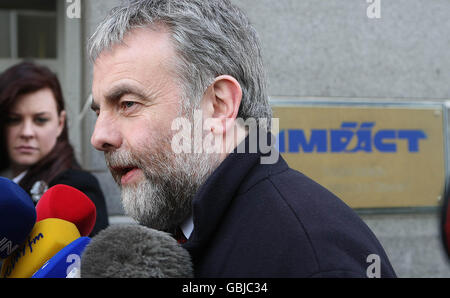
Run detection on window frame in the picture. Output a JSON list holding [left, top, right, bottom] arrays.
[[0, 9, 58, 60]]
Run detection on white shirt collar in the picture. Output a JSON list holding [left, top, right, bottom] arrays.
[[180, 215, 194, 240], [13, 171, 27, 184]]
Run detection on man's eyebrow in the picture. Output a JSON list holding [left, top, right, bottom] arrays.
[[90, 84, 150, 112], [105, 84, 148, 104]]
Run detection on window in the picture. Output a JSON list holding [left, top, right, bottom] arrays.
[[0, 11, 11, 57], [0, 0, 57, 59]]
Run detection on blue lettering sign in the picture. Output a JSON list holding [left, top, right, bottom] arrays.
[[288, 130, 327, 153], [374, 130, 397, 153], [277, 122, 427, 154], [397, 130, 427, 153]]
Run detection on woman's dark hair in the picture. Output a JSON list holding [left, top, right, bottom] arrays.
[[0, 61, 80, 193]]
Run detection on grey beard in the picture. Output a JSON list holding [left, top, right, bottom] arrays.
[[107, 145, 220, 233]]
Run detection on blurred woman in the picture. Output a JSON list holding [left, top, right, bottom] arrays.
[[0, 62, 108, 236]]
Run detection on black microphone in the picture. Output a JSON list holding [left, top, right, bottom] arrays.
[[442, 182, 450, 259], [80, 224, 193, 278]]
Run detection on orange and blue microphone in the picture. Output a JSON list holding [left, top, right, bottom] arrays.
[[32, 237, 91, 278], [0, 177, 36, 259], [0, 218, 80, 278], [1, 184, 97, 278]]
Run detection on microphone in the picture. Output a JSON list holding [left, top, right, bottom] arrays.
[[36, 184, 97, 237], [80, 224, 193, 278], [0, 177, 36, 259], [32, 237, 91, 278], [0, 218, 81, 278], [442, 182, 450, 259]]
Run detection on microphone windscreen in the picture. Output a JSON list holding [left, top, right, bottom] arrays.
[[0, 177, 36, 259], [0, 218, 81, 278], [36, 184, 96, 236], [32, 237, 91, 278], [80, 224, 193, 278]]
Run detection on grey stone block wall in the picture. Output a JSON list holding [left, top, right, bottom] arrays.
[[362, 213, 450, 277], [79, 0, 450, 277], [233, 0, 450, 100]]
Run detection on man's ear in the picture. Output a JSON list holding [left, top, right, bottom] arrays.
[[201, 75, 242, 135]]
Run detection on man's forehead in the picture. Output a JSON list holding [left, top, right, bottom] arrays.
[[92, 27, 177, 100], [94, 26, 174, 68]]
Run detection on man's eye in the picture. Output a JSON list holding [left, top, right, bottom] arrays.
[[123, 102, 135, 108], [120, 101, 138, 111]]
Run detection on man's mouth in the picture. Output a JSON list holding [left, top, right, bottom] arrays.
[[110, 166, 142, 185], [112, 166, 137, 176]]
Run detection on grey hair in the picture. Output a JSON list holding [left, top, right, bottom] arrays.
[[88, 0, 272, 127]]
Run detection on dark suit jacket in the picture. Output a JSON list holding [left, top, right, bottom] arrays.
[[49, 169, 109, 237], [183, 134, 397, 278]]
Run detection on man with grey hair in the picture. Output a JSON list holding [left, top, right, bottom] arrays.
[[89, 0, 396, 277]]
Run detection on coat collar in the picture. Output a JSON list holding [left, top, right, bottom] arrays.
[[183, 130, 285, 260]]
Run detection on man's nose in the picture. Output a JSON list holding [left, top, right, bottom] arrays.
[[90, 113, 122, 152]]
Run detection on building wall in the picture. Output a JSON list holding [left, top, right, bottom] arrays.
[[79, 0, 450, 277], [82, 0, 123, 215]]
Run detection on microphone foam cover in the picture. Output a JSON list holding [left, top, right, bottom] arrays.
[[0, 177, 36, 259], [81, 224, 193, 278], [36, 184, 96, 236]]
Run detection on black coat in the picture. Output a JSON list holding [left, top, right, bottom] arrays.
[[49, 169, 109, 237], [183, 134, 397, 278]]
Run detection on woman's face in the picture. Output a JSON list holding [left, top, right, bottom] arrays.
[[5, 88, 66, 172]]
